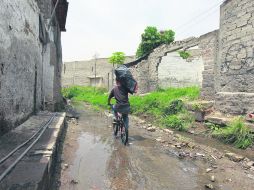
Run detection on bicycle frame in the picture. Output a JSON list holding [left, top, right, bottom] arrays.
[[110, 105, 128, 145]]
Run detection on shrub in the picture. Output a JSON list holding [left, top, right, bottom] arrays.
[[179, 51, 191, 59]]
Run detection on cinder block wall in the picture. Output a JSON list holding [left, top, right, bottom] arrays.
[[62, 57, 134, 91]]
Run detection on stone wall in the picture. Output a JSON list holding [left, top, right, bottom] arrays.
[[127, 33, 218, 95], [199, 31, 218, 100], [62, 57, 134, 90], [215, 0, 254, 114], [0, 0, 66, 135]]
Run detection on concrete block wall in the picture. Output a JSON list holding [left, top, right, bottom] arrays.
[[158, 47, 204, 88], [215, 0, 254, 114], [62, 57, 134, 91]]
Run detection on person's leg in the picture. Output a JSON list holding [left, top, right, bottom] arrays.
[[122, 114, 129, 129], [112, 105, 117, 121]]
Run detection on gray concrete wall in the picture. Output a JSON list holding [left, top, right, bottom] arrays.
[[62, 57, 134, 90], [0, 0, 65, 135], [0, 0, 43, 134], [38, 0, 64, 110], [215, 0, 254, 114]]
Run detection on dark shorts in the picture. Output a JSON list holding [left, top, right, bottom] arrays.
[[114, 103, 130, 114]]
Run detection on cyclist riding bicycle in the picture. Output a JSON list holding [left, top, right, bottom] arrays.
[[108, 78, 131, 141]]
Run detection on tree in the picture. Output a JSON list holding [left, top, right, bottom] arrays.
[[136, 26, 175, 58], [108, 52, 126, 67], [160, 30, 175, 44]]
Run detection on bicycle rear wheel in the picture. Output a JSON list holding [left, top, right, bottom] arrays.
[[121, 124, 128, 145]]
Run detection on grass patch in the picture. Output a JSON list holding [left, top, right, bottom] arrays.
[[212, 117, 254, 149], [62, 86, 199, 132], [130, 86, 199, 117], [162, 110, 195, 131], [62, 86, 109, 109]]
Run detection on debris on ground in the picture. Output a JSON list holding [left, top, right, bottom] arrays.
[[206, 168, 213, 173], [225, 152, 244, 162], [70, 179, 78, 184], [210, 175, 215, 182], [147, 126, 156, 132], [205, 184, 214, 189], [163, 128, 174, 135]]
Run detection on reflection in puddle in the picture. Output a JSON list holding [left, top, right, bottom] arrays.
[[69, 133, 112, 190]]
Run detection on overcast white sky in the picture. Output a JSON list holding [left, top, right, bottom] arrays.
[[62, 0, 223, 62]]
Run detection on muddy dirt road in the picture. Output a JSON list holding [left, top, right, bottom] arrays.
[[56, 104, 254, 190]]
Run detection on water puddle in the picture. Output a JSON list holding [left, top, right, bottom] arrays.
[[68, 133, 112, 190]]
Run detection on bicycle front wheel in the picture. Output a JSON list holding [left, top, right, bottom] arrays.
[[113, 123, 118, 136], [121, 124, 128, 145]]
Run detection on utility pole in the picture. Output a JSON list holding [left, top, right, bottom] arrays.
[[93, 53, 98, 91]]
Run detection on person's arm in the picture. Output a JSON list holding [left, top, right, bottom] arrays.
[[108, 89, 114, 105]]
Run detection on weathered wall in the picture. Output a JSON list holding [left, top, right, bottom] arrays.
[[215, 0, 254, 114], [127, 34, 218, 94], [62, 57, 134, 90], [199, 31, 218, 100], [158, 47, 204, 88], [0, 0, 43, 134], [0, 0, 66, 135], [37, 0, 64, 110]]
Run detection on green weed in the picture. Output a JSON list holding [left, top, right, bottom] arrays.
[[162, 110, 195, 131], [212, 117, 254, 149], [62, 86, 108, 108]]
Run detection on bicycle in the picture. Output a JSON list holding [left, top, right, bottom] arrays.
[[110, 105, 128, 145]]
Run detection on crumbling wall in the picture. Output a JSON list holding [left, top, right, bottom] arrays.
[[127, 32, 219, 95], [0, 0, 43, 134], [215, 0, 254, 114], [199, 31, 218, 100]]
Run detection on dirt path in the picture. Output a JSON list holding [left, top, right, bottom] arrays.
[[56, 104, 254, 190]]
